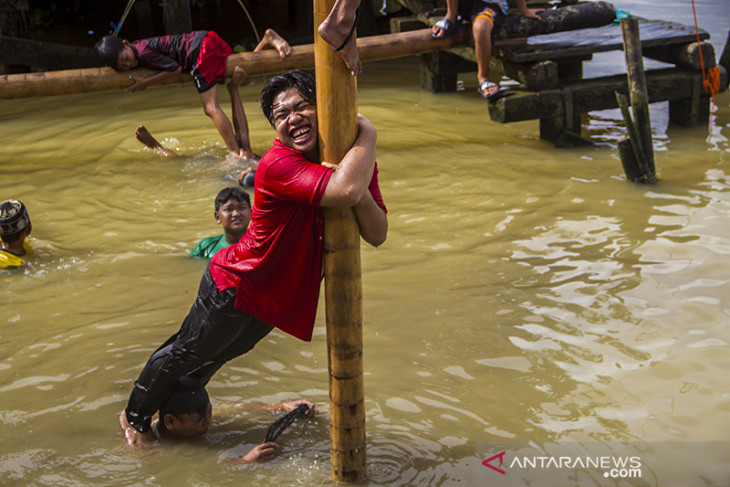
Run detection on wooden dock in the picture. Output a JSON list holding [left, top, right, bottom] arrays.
[[391, 3, 728, 146]]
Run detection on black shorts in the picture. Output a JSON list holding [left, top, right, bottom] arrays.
[[460, 0, 506, 29]]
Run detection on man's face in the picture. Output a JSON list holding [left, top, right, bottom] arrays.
[[115, 42, 138, 70], [216, 198, 251, 236], [271, 87, 318, 160], [166, 402, 212, 439]]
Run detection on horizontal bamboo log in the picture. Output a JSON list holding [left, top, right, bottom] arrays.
[[0, 28, 467, 100]]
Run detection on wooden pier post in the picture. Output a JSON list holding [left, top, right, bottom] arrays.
[[313, 0, 366, 482], [618, 17, 657, 183]]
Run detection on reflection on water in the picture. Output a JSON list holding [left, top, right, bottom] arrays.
[[1, 1, 729, 485]]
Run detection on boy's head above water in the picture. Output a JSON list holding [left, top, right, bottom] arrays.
[[157, 376, 212, 439], [95, 35, 138, 70]]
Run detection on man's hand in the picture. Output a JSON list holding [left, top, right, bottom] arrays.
[[126, 75, 150, 92], [520, 8, 544, 20], [119, 410, 156, 449], [240, 442, 279, 463]]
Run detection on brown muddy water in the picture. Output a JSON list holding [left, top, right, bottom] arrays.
[[1, 1, 729, 485]]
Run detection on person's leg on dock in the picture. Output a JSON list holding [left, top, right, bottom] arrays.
[[135, 125, 179, 157], [473, 10, 498, 98], [227, 66, 256, 160], [317, 0, 362, 76], [254, 28, 292, 59]]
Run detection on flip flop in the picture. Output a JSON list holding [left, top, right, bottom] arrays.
[[478, 79, 500, 99], [334, 6, 360, 52], [432, 16, 461, 38]]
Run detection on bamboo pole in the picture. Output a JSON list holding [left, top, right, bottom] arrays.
[[0, 29, 467, 100], [620, 17, 656, 178], [313, 0, 366, 483]]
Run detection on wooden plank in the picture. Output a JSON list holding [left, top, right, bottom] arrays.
[[488, 67, 727, 123], [644, 41, 716, 70], [496, 19, 710, 63]]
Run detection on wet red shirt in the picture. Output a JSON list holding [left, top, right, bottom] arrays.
[[210, 139, 385, 342]]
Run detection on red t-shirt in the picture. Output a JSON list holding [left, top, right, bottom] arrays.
[[210, 139, 386, 342]]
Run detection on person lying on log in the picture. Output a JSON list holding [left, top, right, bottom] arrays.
[[189, 187, 252, 260], [0, 199, 33, 269], [317, 0, 362, 76], [432, 0, 543, 98], [119, 69, 387, 449], [119, 375, 318, 463], [95, 29, 292, 160]]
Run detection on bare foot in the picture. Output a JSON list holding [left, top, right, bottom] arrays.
[[256, 28, 292, 59], [240, 442, 279, 463], [318, 8, 362, 76], [119, 409, 156, 449], [236, 148, 257, 160], [135, 125, 178, 157], [228, 65, 251, 90]]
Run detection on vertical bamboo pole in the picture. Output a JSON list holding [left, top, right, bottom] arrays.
[[620, 17, 656, 178], [313, 0, 366, 482]]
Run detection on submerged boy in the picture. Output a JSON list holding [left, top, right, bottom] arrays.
[[190, 187, 251, 260], [0, 199, 32, 269], [145, 376, 318, 463], [95, 29, 292, 160]]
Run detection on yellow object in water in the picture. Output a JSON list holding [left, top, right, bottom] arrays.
[[0, 240, 31, 268]]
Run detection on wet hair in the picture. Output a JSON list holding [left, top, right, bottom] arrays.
[[214, 187, 251, 212], [95, 35, 126, 68], [259, 70, 316, 126], [159, 377, 209, 420]]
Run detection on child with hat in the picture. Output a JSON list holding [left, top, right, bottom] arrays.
[[0, 199, 32, 268]]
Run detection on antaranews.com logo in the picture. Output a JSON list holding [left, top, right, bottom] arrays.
[[482, 450, 642, 479], [474, 441, 729, 487]]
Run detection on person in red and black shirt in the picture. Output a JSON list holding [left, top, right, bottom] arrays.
[[96, 29, 292, 160], [119, 70, 388, 456]]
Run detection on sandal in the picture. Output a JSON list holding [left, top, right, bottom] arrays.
[[432, 16, 461, 38], [334, 6, 360, 52], [478, 79, 500, 99]]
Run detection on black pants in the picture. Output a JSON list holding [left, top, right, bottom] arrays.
[[125, 266, 273, 433]]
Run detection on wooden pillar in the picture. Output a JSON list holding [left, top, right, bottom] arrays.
[[313, 0, 366, 482], [620, 17, 655, 177]]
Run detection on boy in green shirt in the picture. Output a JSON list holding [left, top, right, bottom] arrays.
[[190, 187, 251, 259]]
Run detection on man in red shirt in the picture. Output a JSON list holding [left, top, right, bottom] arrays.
[[120, 70, 387, 458]]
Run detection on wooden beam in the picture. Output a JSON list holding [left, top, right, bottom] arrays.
[[487, 67, 728, 123], [643, 41, 716, 70], [0, 28, 468, 99]]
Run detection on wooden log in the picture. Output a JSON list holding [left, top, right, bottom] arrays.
[[0, 28, 468, 99], [495, 0, 616, 39], [0, 36, 99, 70], [643, 41, 716, 70], [620, 17, 655, 177], [313, 0, 365, 482], [487, 68, 726, 123]]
